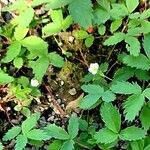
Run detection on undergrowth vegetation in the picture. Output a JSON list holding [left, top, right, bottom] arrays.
[[1, 0, 150, 149]]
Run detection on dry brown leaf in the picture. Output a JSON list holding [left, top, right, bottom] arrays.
[[66, 93, 84, 112]]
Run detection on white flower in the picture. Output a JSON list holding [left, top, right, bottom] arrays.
[[31, 79, 39, 87], [88, 63, 99, 75]]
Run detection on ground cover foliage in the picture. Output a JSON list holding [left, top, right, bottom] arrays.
[[0, 0, 150, 149]]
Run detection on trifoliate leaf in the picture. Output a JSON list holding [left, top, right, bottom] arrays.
[[31, 57, 49, 82], [14, 27, 28, 41], [123, 54, 150, 70], [68, 115, 79, 139], [61, 140, 74, 150], [15, 134, 27, 150], [17, 7, 34, 27], [48, 52, 64, 68], [101, 90, 116, 102], [0, 72, 14, 84], [68, 0, 93, 28], [125, 36, 140, 56], [104, 32, 125, 46], [22, 113, 40, 135], [111, 81, 141, 95], [21, 36, 48, 56], [13, 57, 23, 69], [2, 41, 21, 63], [140, 105, 150, 130], [126, 0, 139, 13], [110, 19, 122, 33], [79, 94, 101, 109], [123, 94, 145, 121], [143, 33, 150, 59], [44, 124, 69, 140], [143, 88, 150, 100], [3, 126, 21, 141], [27, 129, 50, 140], [120, 126, 146, 141], [94, 128, 119, 144], [101, 103, 121, 133]]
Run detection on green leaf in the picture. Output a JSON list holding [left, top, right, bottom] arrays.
[[3, 126, 21, 141], [129, 140, 144, 150], [101, 90, 116, 102], [61, 140, 74, 150], [123, 94, 145, 121], [94, 7, 110, 25], [48, 52, 64, 68], [98, 24, 106, 35], [42, 23, 61, 36], [143, 88, 150, 100], [94, 128, 119, 144], [0, 72, 14, 84], [68, 0, 93, 28], [68, 115, 79, 139], [27, 129, 50, 140], [104, 32, 125, 46], [80, 84, 104, 109], [85, 36, 94, 47], [79, 94, 101, 109], [14, 27, 28, 41], [140, 105, 150, 130], [126, 0, 139, 13], [101, 103, 121, 133], [44, 0, 73, 9], [110, 19, 122, 33], [123, 54, 150, 70], [73, 30, 89, 39], [31, 57, 49, 81], [51, 9, 63, 24], [22, 113, 40, 135], [2, 41, 21, 63], [21, 36, 48, 56], [0, 143, 3, 150], [97, 0, 110, 11], [17, 7, 34, 27], [144, 144, 150, 150], [44, 124, 69, 140], [48, 140, 62, 150], [113, 67, 135, 82], [81, 84, 104, 95], [15, 134, 27, 150], [135, 69, 150, 81], [13, 57, 23, 69], [120, 126, 146, 141], [110, 4, 128, 19], [125, 36, 140, 56], [62, 15, 73, 30], [143, 33, 150, 59], [111, 81, 141, 95], [140, 9, 150, 19]]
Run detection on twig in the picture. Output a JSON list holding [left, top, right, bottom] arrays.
[[45, 85, 66, 118]]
